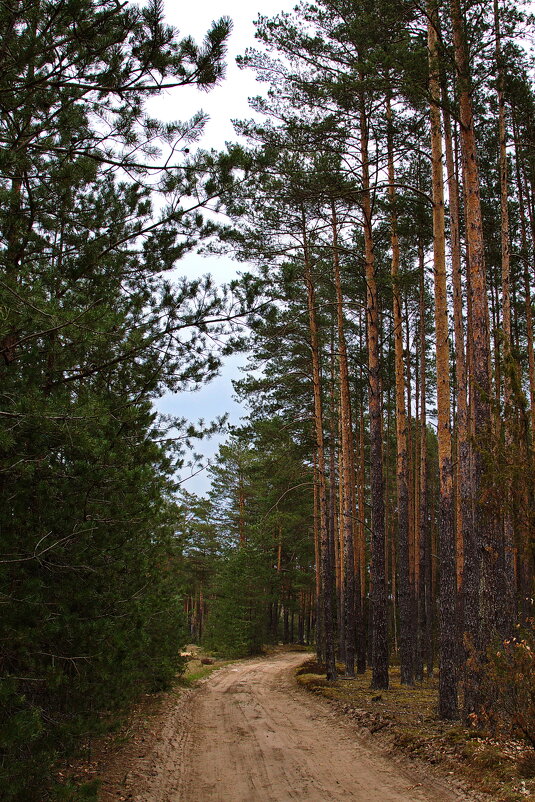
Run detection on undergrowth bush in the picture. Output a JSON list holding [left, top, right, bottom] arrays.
[[484, 622, 535, 748]]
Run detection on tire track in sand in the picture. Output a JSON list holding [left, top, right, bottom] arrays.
[[135, 651, 474, 802]]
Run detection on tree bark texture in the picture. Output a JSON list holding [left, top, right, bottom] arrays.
[[359, 86, 389, 690], [428, 7, 458, 719], [302, 212, 337, 681]]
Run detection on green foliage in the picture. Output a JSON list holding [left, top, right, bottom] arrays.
[[204, 544, 272, 657], [198, 421, 315, 657], [0, 1, 234, 799]]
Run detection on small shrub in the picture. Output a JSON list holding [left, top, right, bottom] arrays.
[[485, 622, 535, 748], [296, 660, 324, 676], [395, 729, 421, 749], [474, 745, 508, 774], [296, 673, 332, 691]]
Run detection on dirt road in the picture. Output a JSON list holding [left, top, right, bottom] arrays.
[[123, 651, 472, 802]]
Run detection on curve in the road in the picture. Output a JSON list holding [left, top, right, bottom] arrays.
[[165, 651, 469, 802]]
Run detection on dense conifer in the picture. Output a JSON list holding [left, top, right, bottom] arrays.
[[0, 2, 239, 797]]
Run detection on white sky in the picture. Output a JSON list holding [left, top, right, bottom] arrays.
[[155, 0, 295, 495]]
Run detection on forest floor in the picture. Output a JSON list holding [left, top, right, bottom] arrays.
[[297, 658, 535, 802], [55, 647, 518, 802]]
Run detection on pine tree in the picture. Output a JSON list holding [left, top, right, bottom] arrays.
[[0, 3, 236, 797], [427, 1, 458, 719]]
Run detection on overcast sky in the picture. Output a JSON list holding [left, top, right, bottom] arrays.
[[154, 0, 295, 495]]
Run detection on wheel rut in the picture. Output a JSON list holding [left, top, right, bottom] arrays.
[[132, 651, 472, 802]]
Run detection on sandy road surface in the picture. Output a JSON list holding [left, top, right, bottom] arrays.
[[133, 651, 469, 802]]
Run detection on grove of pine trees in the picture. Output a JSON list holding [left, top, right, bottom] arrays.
[[193, 0, 535, 733], [1, 0, 535, 799]]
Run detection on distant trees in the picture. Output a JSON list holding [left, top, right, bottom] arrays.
[[171, 422, 315, 657]]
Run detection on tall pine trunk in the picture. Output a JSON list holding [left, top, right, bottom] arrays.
[[302, 210, 337, 680], [387, 97, 413, 685], [428, 6, 458, 719], [442, 97, 470, 650], [332, 203, 356, 676], [313, 454, 323, 660], [494, 0, 516, 634], [357, 329, 368, 673], [417, 239, 429, 682], [450, 0, 497, 719], [359, 86, 389, 690]]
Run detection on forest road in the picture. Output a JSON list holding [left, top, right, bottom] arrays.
[[135, 651, 468, 802]]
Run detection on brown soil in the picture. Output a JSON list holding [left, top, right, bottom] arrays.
[[93, 650, 479, 802]]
